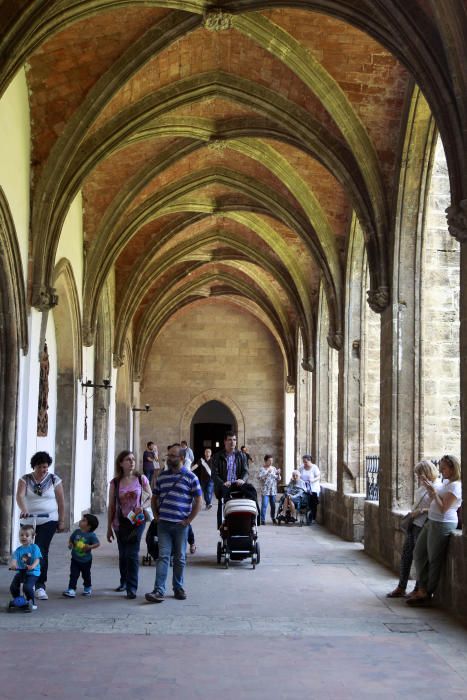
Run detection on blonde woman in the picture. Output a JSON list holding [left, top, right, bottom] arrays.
[[408, 455, 462, 606], [387, 460, 440, 598]]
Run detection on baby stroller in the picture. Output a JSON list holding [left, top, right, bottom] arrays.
[[142, 519, 158, 565], [276, 494, 309, 526], [217, 493, 260, 569]]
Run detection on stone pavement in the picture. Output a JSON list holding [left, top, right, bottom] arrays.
[[0, 507, 466, 699]]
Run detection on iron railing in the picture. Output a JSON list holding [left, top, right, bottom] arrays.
[[366, 455, 380, 501]]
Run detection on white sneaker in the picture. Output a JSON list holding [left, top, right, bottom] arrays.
[[62, 589, 76, 598], [35, 588, 48, 600]]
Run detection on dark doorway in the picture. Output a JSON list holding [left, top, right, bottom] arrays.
[[191, 401, 236, 460]]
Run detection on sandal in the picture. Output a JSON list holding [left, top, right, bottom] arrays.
[[406, 591, 431, 606], [386, 586, 406, 598], [189, 544, 197, 554]]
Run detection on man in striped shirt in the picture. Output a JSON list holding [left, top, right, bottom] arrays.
[[145, 444, 202, 603]]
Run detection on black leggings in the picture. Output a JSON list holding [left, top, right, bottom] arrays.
[[34, 520, 58, 588]]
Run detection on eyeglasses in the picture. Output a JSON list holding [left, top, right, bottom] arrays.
[[33, 484, 42, 496]]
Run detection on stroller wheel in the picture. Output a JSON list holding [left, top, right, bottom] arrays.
[[217, 541, 222, 565], [255, 540, 261, 565]]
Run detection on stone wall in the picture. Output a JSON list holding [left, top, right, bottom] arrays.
[[141, 299, 285, 493], [319, 484, 365, 542], [364, 503, 467, 623], [421, 138, 460, 458]]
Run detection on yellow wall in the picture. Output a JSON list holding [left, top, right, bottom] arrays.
[[0, 67, 30, 279]]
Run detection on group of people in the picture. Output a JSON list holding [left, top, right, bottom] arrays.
[[8, 442, 460, 611], [11, 451, 102, 609], [257, 454, 320, 525], [387, 454, 462, 605]]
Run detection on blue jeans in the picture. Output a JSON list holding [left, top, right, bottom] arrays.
[[203, 479, 214, 506], [154, 520, 189, 595], [261, 495, 276, 523], [116, 524, 144, 594]]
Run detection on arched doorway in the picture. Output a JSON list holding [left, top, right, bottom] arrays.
[[191, 400, 237, 460]]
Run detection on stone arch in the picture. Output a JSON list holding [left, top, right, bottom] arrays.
[[113, 228, 311, 366], [52, 257, 83, 527], [379, 86, 437, 510], [0, 187, 27, 558], [180, 390, 246, 446], [133, 271, 295, 383], [85, 166, 342, 349]]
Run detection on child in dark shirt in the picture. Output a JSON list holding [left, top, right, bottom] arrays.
[[9, 525, 42, 611], [63, 514, 100, 598]]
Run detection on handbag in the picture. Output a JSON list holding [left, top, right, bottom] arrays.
[[399, 491, 427, 534], [400, 512, 414, 534]]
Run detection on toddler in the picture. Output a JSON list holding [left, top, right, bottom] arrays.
[[9, 525, 42, 612], [63, 514, 100, 598]]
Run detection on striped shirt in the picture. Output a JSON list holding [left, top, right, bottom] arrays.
[[154, 467, 202, 523]]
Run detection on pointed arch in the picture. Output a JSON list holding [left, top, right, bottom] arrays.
[[180, 389, 246, 446]]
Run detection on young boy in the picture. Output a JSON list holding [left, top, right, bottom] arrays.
[[9, 525, 42, 612], [63, 514, 100, 598]]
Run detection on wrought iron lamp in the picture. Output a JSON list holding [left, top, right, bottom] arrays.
[[81, 378, 112, 439]]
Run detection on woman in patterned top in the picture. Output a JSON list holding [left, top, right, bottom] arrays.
[[16, 451, 65, 600], [258, 454, 281, 525]]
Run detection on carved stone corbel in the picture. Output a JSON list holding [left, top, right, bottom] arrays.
[[327, 332, 343, 351], [367, 285, 389, 313], [32, 284, 58, 311], [203, 9, 233, 32], [301, 356, 314, 372], [446, 199, 467, 243]]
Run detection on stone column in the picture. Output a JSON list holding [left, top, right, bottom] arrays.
[[91, 331, 111, 513], [132, 381, 141, 463], [284, 381, 295, 482], [447, 199, 467, 534]]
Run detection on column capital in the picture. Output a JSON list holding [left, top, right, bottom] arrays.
[[31, 284, 58, 311], [446, 199, 467, 243], [367, 285, 389, 313], [113, 352, 124, 368]]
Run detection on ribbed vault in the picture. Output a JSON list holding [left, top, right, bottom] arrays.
[[2, 0, 464, 384]]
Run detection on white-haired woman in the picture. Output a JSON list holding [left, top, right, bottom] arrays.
[[387, 460, 440, 598], [408, 455, 462, 606]]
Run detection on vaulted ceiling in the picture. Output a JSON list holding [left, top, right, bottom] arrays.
[[2, 1, 465, 382]]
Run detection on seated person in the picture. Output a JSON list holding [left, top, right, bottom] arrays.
[[281, 470, 307, 520]]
